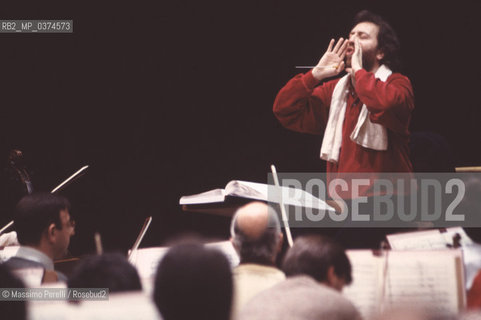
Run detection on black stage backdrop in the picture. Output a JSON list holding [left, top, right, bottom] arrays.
[[0, 0, 479, 254]]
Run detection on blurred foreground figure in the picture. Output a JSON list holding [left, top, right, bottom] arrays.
[[238, 235, 361, 320], [153, 242, 233, 320], [68, 253, 142, 293], [0, 263, 26, 320]]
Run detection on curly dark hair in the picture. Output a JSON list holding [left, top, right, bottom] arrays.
[[352, 10, 401, 72]]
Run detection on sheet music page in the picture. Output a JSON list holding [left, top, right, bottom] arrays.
[[387, 228, 474, 250], [30, 292, 162, 320], [205, 240, 240, 268], [131, 241, 239, 282], [73, 292, 161, 320], [383, 250, 463, 314], [29, 300, 77, 320], [226, 180, 268, 200], [441, 227, 474, 246], [130, 247, 169, 280], [343, 250, 384, 319], [226, 180, 334, 211], [179, 188, 226, 205], [387, 229, 449, 250]]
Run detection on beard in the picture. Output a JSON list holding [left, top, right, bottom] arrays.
[[345, 47, 379, 72]]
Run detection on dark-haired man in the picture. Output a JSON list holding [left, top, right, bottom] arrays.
[[274, 10, 414, 176], [153, 242, 233, 320], [239, 235, 360, 320], [3, 193, 75, 283], [229, 202, 285, 315], [68, 253, 142, 293]]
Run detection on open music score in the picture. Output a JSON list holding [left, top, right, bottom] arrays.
[[386, 227, 473, 250], [343, 249, 465, 319]]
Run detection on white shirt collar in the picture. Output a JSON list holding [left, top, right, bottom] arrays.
[[15, 246, 54, 270]]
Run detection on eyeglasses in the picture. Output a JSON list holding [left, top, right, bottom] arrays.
[[66, 219, 76, 228]]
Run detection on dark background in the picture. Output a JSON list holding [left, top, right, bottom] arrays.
[[0, 0, 479, 255]]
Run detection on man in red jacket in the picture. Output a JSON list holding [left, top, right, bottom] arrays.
[[274, 11, 414, 245], [274, 10, 414, 177]]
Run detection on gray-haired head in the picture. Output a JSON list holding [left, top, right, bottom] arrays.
[[230, 202, 282, 265]]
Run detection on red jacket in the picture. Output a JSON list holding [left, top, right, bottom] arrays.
[[468, 270, 481, 309], [273, 69, 414, 174]]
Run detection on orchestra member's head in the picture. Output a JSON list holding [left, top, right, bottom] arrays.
[[282, 235, 352, 292], [153, 242, 233, 320], [346, 10, 401, 72], [230, 202, 283, 266], [14, 193, 75, 260], [68, 253, 142, 293]]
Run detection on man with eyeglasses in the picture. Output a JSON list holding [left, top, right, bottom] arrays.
[[3, 193, 75, 283]]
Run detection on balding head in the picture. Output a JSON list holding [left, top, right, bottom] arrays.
[[230, 202, 282, 265], [235, 202, 271, 240]]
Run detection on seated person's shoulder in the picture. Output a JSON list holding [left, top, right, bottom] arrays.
[[3, 256, 44, 270]]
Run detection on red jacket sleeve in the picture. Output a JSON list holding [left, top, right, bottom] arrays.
[[468, 270, 481, 309], [273, 71, 336, 135], [354, 69, 414, 135]]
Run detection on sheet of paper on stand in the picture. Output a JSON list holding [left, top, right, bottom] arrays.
[[386, 227, 473, 250], [130, 241, 239, 294], [129, 247, 169, 280], [205, 240, 239, 268], [29, 291, 161, 320], [130, 241, 239, 280], [128, 246, 168, 295], [342, 250, 383, 318], [28, 299, 77, 320], [386, 227, 481, 289], [343, 249, 465, 319], [180, 180, 335, 211], [77, 292, 161, 320]]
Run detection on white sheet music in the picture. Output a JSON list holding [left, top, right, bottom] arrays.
[[130, 241, 239, 282], [343, 250, 384, 318], [384, 250, 463, 313], [387, 227, 473, 250], [129, 247, 169, 280], [180, 180, 335, 211], [343, 249, 464, 319], [205, 240, 239, 268], [75, 292, 162, 320], [29, 291, 161, 320]]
